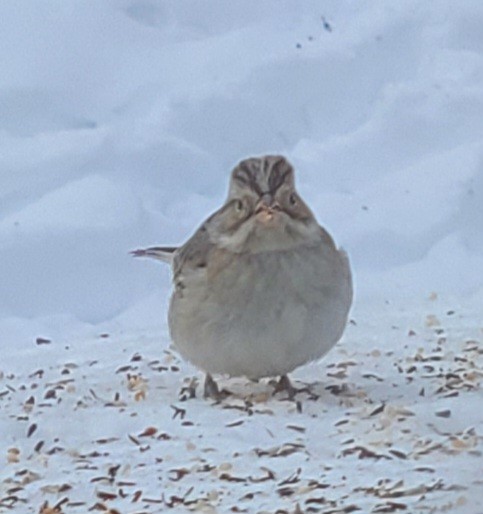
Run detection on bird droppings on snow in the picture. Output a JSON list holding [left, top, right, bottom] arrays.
[[1, 298, 482, 513]]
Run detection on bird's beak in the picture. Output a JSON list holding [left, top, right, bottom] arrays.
[[255, 194, 281, 224]]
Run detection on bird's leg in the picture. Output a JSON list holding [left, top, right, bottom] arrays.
[[203, 373, 221, 400], [273, 374, 297, 400]]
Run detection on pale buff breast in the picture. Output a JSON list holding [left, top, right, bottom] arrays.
[[168, 242, 352, 379]]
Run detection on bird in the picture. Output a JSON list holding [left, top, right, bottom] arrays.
[[132, 155, 352, 399]]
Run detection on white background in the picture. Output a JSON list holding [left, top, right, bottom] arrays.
[[1, 1, 482, 335]]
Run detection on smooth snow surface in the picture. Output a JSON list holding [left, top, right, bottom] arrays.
[[1, 2, 483, 513]]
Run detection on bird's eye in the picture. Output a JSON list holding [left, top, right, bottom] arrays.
[[289, 193, 297, 206], [234, 199, 244, 212]]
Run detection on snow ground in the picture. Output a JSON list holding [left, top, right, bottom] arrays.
[[1, 296, 482, 513], [1, 1, 483, 513]]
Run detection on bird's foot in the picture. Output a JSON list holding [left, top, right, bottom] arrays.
[[203, 373, 219, 399], [273, 374, 298, 401], [203, 374, 231, 401]]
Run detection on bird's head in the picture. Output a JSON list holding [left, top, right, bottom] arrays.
[[208, 155, 320, 253]]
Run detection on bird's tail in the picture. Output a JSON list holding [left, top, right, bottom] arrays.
[[130, 246, 177, 264]]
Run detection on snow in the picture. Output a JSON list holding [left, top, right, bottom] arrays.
[[1, 1, 483, 513]]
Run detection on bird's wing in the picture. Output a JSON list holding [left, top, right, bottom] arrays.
[[171, 223, 213, 279], [131, 221, 214, 279]]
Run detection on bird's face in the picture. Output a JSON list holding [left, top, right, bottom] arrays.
[[208, 156, 320, 253]]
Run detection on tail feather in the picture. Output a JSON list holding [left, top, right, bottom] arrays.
[[130, 246, 177, 264]]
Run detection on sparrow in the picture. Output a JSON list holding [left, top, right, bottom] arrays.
[[133, 155, 353, 399]]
